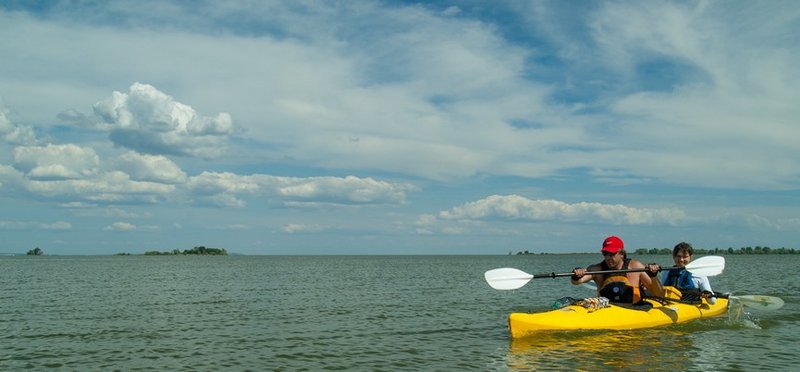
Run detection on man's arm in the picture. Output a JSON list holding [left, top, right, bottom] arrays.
[[571, 264, 601, 285], [641, 263, 664, 297]]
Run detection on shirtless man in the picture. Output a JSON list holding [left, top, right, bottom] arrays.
[[571, 236, 663, 304]]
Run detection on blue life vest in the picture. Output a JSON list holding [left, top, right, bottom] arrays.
[[664, 267, 696, 290], [664, 267, 703, 303]]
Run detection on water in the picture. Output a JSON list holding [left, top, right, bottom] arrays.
[[1, 254, 797, 370]]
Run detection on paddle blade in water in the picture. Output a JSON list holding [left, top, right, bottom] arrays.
[[735, 295, 785, 310], [485, 268, 534, 290], [685, 255, 725, 277]]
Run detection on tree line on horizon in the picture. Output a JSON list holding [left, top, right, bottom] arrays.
[[513, 246, 798, 255], [143, 246, 228, 256], [17, 246, 228, 256], [633, 246, 797, 255]]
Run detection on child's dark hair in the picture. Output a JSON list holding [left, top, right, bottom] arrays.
[[672, 242, 694, 256]]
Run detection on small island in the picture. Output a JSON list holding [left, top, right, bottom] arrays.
[[27, 247, 44, 256], [144, 246, 228, 256]]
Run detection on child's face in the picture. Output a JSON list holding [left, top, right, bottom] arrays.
[[673, 250, 692, 267]]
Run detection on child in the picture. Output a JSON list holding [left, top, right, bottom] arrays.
[[661, 242, 716, 304]]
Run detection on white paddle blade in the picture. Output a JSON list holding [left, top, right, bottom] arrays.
[[735, 295, 785, 310], [484, 268, 533, 290], [685, 255, 725, 277]]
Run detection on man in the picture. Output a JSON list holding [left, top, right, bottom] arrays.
[[571, 236, 663, 304]]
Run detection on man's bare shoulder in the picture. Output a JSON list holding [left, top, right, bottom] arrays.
[[627, 258, 646, 268], [586, 263, 603, 271]]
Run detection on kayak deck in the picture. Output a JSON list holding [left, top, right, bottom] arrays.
[[509, 293, 729, 339]]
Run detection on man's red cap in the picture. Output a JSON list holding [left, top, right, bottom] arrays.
[[601, 236, 624, 253]]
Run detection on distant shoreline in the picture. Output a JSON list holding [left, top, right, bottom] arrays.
[[513, 246, 798, 255], [3, 248, 797, 257]]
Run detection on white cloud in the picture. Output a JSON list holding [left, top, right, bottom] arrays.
[[186, 172, 417, 207], [91, 83, 235, 158], [199, 193, 247, 208], [0, 2, 798, 254], [104, 222, 136, 231], [439, 194, 687, 226], [0, 3, 797, 191], [25, 170, 175, 203], [0, 164, 26, 189], [13, 144, 99, 180], [214, 224, 250, 230], [441, 226, 466, 235], [272, 175, 416, 204], [42, 221, 72, 230], [0, 220, 28, 230], [582, 2, 800, 189], [282, 223, 322, 234], [0, 220, 72, 230], [0, 103, 37, 145], [103, 221, 158, 231], [1, 145, 180, 204], [185, 171, 260, 195], [3, 142, 415, 208], [442, 6, 461, 17], [414, 214, 437, 227], [776, 218, 800, 231], [114, 151, 187, 184]]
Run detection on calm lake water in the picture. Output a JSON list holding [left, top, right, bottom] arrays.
[[1, 254, 797, 370]]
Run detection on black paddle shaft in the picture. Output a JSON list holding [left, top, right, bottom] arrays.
[[533, 267, 654, 279]]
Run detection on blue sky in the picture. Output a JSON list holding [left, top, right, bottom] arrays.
[[1, 0, 798, 255]]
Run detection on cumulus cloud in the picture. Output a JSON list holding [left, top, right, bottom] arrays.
[[13, 144, 99, 180], [1, 3, 798, 192], [24, 170, 175, 203], [0, 104, 37, 145], [2, 143, 416, 208], [0, 142, 182, 205], [186, 172, 417, 207], [439, 194, 687, 226], [114, 151, 187, 184], [272, 175, 416, 204], [92, 83, 235, 158]]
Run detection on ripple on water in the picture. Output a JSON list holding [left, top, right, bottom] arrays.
[[1, 255, 799, 370]]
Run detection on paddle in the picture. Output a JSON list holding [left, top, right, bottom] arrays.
[[484, 255, 725, 290], [709, 292, 785, 310]]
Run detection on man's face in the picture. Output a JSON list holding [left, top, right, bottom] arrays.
[[602, 250, 621, 266]]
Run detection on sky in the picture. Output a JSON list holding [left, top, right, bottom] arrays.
[[1, 0, 798, 255]]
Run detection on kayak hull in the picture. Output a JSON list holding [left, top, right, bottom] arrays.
[[509, 293, 729, 339]]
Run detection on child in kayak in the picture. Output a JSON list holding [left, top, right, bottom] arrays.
[[571, 236, 663, 305], [662, 242, 716, 304]]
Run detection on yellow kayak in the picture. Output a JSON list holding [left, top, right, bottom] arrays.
[[509, 287, 729, 339]]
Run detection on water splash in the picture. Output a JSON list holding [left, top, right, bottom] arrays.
[[727, 298, 762, 329]]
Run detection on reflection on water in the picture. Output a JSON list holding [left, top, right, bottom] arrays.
[[506, 329, 693, 371], [504, 314, 783, 372]]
